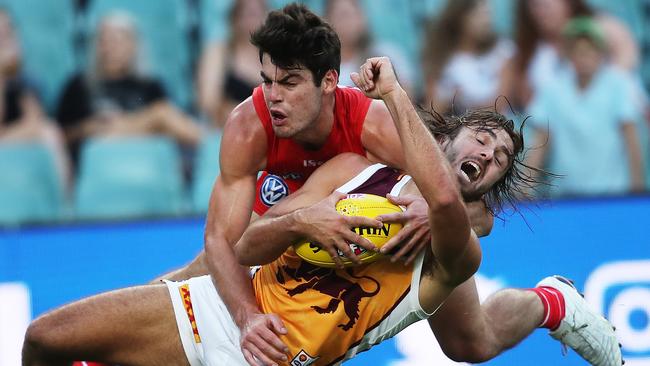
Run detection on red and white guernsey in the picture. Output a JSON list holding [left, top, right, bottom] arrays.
[[252, 85, 372, 215], [252, 164, 436, 366]]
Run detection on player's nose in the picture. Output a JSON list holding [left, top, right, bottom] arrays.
[[268, 83, 283, 103]]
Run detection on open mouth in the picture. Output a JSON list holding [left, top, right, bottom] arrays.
[[270, 109, 287, 124], [460, 161, 482, 183]]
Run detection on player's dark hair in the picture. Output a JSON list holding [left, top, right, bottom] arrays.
[[418, 106, 546, 215], [250, 2, 341, 86]]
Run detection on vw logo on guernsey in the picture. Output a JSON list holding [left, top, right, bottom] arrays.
[[260, 174, 289, 206]]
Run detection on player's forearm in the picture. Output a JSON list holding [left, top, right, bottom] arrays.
[[382, 89, 461, 207], [234, 211, 304, 266], [205, 234, 263, 327], [382, 88, 471, 273]]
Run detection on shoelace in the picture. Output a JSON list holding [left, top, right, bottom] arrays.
[[557, 313, 592, 358]]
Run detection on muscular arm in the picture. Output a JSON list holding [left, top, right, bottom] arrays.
[[200, 100, 271, 332], [362, 99, 406, 169], [384, 89, 478, 282], [364, 95, 494, 246], [355, 57, 479, 284], [235, 154, 381, 267]]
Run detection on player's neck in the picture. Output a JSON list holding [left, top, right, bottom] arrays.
[[293, 92, 336, 150]]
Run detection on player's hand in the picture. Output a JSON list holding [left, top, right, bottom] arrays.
[[375, 194, 430, 265], [296, 191, 384, 268], [240, 312, 289, 366], [350, 57, 401, 100]]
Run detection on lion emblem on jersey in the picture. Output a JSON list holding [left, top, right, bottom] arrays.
[[278, 262, 380, 331]]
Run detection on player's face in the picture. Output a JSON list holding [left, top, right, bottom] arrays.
[[260, 54, 325, 138], [441, 127, 514, 201]]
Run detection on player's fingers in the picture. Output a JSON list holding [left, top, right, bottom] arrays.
[[404, 243, 422, 266], [345, 215, 383, 229], [341, 230, 377, 253], [258, 329, 289, 362], [395, 229, 428, 264], [242, 348, 259, 366], [386, 193, 416, 206], [359, 64, 371, 89], [334, 238, 360, 264], [350, 72, 363, 90], [325, 246, 345, 269], [246, 342, 278, 366], [329, 191, 348, 202], [379, 227, 410, 254], [375, 212, 407, 224], [268, 314, 288, 336], [391, 222, 428, 262], [390, 235, 416, 263], [364, 65, 375, 89]]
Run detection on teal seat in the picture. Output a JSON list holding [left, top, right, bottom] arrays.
[[0, 0, 75, 111], [192, 131, 222, 213], [85, 0, 192, 109], [75, 136, 186, 219], [0, 142, 64, 225]]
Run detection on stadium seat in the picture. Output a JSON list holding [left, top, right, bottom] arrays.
[[192, 130, 222, 213], [0, 142, 64, 225], [360, 0, 419, 76], [85, 0, 192, 109], [0, 0, 76, 112], [75, 136, 187, 219]]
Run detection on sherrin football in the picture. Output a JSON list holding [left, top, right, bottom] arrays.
[[294, 193, 403, 268]]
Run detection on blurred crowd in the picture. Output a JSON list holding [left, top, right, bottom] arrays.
[[0, 0, 649, 225]]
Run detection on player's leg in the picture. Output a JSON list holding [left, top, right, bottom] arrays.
[[428, 276, 543, 362], [429, 275, 622, 365], [23, 284, 189, 366]]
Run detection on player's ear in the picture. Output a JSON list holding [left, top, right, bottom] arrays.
[[321, 69, 338, 93]]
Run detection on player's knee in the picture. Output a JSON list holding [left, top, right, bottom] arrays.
[[23, 314, 61, 359], [438, 337, 496, 363]]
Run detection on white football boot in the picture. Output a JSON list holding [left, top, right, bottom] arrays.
[[536, 275, 623, 366]]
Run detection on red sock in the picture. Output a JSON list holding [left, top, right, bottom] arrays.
[[529, 286, 566, 330]]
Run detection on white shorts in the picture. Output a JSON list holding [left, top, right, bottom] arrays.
[[165, 275, 248, 366]]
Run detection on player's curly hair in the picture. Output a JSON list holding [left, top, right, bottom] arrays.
[[417, 106, 547, 216], [251, 3, 341, 86]]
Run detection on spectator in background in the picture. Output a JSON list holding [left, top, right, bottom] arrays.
[[0, 8, 70, 187], [56, 11, 200, 166], [196, 0, 267, 127], [324, 0, 414, 95], [525, 17, 645, 197], [422, 0, 513, 115], [501, 0, 640, 111]]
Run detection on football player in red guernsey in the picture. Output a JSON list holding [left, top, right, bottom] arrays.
[[154, 2, 449, 362]]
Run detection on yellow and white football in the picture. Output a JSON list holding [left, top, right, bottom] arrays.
[[294, 193, 403, 268]]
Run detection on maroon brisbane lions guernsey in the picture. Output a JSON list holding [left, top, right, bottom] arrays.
[[252, 85, 372, 215]]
